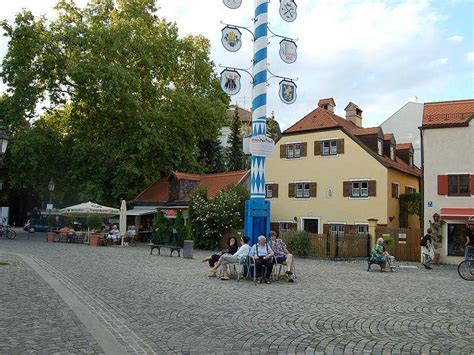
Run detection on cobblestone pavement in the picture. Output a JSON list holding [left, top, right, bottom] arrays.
[[1, 232, 473, 354]]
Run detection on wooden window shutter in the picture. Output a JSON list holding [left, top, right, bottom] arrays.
[[368, 180, 377, 196], [288, 183, 295, 197], [343, 181, 351, 197], [273, 184, 279, 198], [471, 175, 474, 195], [437, 175, 448, 195], [392, 183, 397, 198], [337, 139, 344, 154], [280, 145, 286, 159], [314, 141, 322, 156], [300, 142, 307, 157], [309, 182, 317, 197]]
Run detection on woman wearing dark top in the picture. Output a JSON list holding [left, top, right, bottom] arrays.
[[202, 237, 239, 267], [465, 223, 473, 260]]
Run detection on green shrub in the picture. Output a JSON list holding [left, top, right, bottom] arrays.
[[87, 215, 103, 232], [153, 211, 170, 244], [283, 231, 310, 257]]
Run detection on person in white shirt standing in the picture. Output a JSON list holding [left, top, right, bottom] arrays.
[[209, 236, 251, 280]]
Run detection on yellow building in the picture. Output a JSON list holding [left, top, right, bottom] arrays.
[[265, 98, 421, 235]]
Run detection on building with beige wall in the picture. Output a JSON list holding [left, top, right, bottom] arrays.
[[265, 98, 420, 236], [421, 99, 474, 264]]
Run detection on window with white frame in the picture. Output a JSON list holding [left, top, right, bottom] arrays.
[[265, 184, 273, 198], [351, 181, 369, 197], [356, 224, 369, 235], [390, 145, 395, 160], [322, 140, 337, 156], [296, 183, 310, 198], [330, 224, 345, 236], [279, 222, 294, 232], [286, 143, 301, 159], [378, 139, 383, 155]]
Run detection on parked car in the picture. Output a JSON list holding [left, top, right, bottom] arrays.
[[23, 219, 60, 233]]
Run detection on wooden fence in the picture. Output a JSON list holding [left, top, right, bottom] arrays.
[[376, 227, 421, 262], [280, 232, 369, 258]]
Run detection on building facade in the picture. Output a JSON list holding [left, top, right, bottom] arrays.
[[421, 99, 474, 264], [265, 98, 421, 235]]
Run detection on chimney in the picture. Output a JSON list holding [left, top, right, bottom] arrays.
[[318, 98, 336, 113], [345, 102, 363, 127]]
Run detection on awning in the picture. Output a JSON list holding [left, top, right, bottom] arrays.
[[126, 207, 157, 216], [440, 208, 474, 221]]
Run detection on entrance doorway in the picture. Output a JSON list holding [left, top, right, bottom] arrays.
[[302, 218, 319, 234]]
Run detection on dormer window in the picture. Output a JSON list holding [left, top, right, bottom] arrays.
[[409, 153, 414, 167], [390, 145, 395, 160], [377, 139, 383, 155]]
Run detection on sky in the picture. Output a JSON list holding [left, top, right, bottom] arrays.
[[0, 0, 473, 130]]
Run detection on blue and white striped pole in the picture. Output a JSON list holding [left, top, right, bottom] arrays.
[[250, 0, 268, 199]]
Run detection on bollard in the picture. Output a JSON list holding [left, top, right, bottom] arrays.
[[183, 240, 194, 258]]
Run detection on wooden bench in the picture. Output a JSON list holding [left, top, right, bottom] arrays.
[[149, 243, 181, 257]]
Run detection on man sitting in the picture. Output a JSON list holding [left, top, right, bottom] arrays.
[[208, 236, 251, 280], [106, 225, 120, 244], [250, 235, 275, 284]]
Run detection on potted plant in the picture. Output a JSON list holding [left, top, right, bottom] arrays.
[[430, 214, 445, 264], [87, 215, 103, 246], [47, 215, 57, 242]]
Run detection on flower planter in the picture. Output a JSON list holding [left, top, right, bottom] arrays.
[[47, 232, 56, 243], [89, 234, 100, 247]]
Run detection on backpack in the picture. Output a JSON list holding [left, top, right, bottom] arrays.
[[420, 235, 428, 247]]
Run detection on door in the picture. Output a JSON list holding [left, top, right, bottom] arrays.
[[303, 218, 319, 234]]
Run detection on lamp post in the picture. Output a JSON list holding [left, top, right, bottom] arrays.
[[48, 178, 55, 206], [0, 128, 8, 226]]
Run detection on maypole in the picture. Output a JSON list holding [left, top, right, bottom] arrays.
[[221, 0, 298, 245]]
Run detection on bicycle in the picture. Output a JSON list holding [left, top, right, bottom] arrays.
[[0, 224, 16, 239], [457, 256, 474, 281]]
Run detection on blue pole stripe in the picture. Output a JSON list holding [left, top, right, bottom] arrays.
[[252, 93, 266, 108], [254, 48, 267, 64], [253, 71, 266, 86], [255, 3, 267, 17], [255, 23, 267, 39]]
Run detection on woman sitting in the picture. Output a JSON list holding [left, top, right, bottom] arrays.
[[202, 236, 239, 268], [106, 225, 120, 244], [269, 230, 295, 282], [370, 238, 388, 270]]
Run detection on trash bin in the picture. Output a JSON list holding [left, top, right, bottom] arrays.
[[183, 240, 194, 258]]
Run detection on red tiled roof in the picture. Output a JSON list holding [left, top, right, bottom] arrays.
[[134, 170, 249, 203], [353, 127, 381, 136], [422, 99, 474, 128], [284, 107, 359, 134], [396, 143, 412, 150], [381, 156, 421, 176], [227, 106, 252, 123], [318, 98, 336, 107], [384, 133, 394, 141]]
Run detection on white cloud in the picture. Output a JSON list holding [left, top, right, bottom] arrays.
[[429, 58, 449, 66], [447, 35, 463, 42], [467, 52, 474, 62]]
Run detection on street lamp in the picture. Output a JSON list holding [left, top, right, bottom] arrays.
[[48, 178, 55, 205]]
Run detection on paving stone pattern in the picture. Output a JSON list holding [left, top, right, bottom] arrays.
[[0, 233, 473, 354]]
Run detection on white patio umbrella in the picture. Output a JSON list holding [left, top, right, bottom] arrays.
[[58, 201, 120, 243], [119, 200, 127, 246]]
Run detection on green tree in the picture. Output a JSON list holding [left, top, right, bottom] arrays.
[[227, 107, 244, 171], [1, 0, 229, 207], [198, 139, 226, 173], [267, 111, 281, 142]]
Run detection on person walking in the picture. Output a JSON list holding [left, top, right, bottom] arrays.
[[421, 228, 434, 269], [464, 223, 473, 260]]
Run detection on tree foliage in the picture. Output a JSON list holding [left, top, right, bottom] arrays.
[[227, 107, 245, 171], [1, 0, 228, 209], [267, 111, 281, 142], [399, 192, 421, 228]]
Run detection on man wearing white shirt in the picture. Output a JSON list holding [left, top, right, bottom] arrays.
[[209, 236, 251, 280], [249, 235, 274, 284]]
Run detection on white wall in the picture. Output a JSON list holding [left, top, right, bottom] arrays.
[[423, 120, 474, 263], [381, 102, 423, 167]]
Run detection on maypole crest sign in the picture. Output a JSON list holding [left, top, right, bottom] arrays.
[[220, 69, 241, 95], [222, 26, 242, 52], [279, 79, 297, 104], [280, 0, 297, 22], [223, 0, 242, 9], [279, 39, 297, 64], [249, 135, 275, 158]]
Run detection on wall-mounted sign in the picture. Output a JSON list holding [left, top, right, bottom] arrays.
[[326, 188, 333, 199], [398, 233, 407, 244], [221, 26, 242, 52], [279, 39, 297, 64], [220, 69, 241, 95], [279, 0, 297, 22], [223, 0, 242, 9], [249, 135, 275, 157], [427, 201, 433, 208], [279, 79, 297, 104]]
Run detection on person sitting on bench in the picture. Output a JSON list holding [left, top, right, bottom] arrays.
[[269, 230, 295, 282], [370, 238, 388, 270], [202, 236, 239, 268], [250, 235, 275, 284], [208, 236, 250, 279], [107, 225, 120, 244]]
